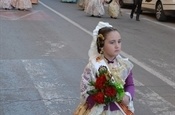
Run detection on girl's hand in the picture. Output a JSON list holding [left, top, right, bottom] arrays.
[[122, 95, 130, 105]]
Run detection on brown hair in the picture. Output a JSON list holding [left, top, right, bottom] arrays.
[[96, 27, 118, 54]]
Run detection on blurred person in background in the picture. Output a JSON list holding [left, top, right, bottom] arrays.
[[11, 0, 32, 10], [0, 0, 12, 10], [107, 0, 121, 19], [85, 0, 105, 18], [130, 0, 142, 21]]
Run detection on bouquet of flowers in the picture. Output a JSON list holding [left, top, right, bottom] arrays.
[[87, 66, 125, 105]]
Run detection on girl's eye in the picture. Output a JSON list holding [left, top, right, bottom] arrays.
[[118, 39, 121, 43], [109, 39, 121, 44], [109, 41, 115, 44]]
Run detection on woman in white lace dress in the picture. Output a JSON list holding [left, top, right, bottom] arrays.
[[107, 0, 121, 19], [84, 0, 105, 17], [0, 0, 12, 9], [11, 0, 32, 10]]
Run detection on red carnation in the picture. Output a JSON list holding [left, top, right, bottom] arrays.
[[95, 75, 107, 89], [104, 86, 117, 97], [93, 92, 104, 104]]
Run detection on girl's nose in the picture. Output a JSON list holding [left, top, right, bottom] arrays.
[[115, 43, 119, 48]]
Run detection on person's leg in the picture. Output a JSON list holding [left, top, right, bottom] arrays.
[[130, 0, 137, 19], [136, 0, 142, 21]]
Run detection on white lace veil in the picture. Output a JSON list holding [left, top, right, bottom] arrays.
[[88, 21, 112, 60]]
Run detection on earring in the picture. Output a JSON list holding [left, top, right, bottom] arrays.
[[100, 48, 103, 54]]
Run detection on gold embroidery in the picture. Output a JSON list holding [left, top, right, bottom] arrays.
[[109, 60, 127, 85]]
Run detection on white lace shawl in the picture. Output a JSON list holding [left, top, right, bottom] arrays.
[[80, 55, 134, 115]]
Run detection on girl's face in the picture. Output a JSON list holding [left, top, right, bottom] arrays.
[[103, 31, 121, 59]]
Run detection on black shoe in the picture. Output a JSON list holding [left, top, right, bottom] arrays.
[[130, 14, 133, 19], [136, 16, 140, 21], [91, 15, 94, 17], [110, 16, 117, 19], [136, 18, 140, 21], [97, 15, 101, 18]]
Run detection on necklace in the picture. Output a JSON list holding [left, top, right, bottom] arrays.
[[104, 56, 116, 64]]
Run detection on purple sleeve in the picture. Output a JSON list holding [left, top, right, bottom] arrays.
[[124, 71, 135, 99], [86, 95, 95, 109]]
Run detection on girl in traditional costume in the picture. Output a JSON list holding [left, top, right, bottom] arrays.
[[74, 22, 135, 115], [84, 0, 105, 17], [107, 0, 121, 19], [11, 0, 32, 10]]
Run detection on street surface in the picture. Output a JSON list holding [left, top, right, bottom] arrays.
[[0, 0, 175, 115]]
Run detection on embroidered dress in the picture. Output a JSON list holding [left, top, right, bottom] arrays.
[[76, 55, 134, 115], [85, 0, 105, 17], [11, 0, 32, 10], [107, 0, 121, 18], [0, 0, 12, 9]]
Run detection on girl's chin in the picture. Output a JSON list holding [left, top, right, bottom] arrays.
[[110, 53, 119, 57], [104, 52, 120, 57], [114, 51, 120, 55]]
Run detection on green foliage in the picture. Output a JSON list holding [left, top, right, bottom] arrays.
[[87, 89, 98, 95]]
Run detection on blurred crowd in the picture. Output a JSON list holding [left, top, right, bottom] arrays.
[[0, 0, 34, 11], [0, 0, 122, 18], [0, 0, 142, 21], [63, 0, 142, 21], [63, 0, 122, 19], [78, 0, 122, 18]]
